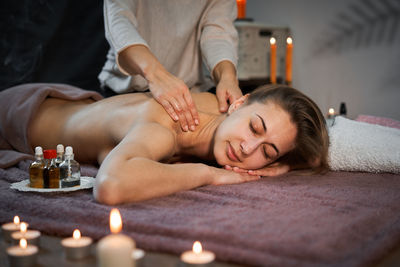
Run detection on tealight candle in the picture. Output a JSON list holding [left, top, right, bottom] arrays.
[[61, 229, 93, 260], [6, 238, 38, 267], [11, 222, 41, 246], [180, 241, 215, 266], [1, 216, 27, 242], [132, 248, 145, 266], [97, 208, 135, 267], [328, 108, 335, 119]]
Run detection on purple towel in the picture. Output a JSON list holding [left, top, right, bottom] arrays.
[[1, 160, 400, 266], [0, 83, 103, 168]]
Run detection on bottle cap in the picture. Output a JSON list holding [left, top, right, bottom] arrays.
[[65, 146, 73, 155], [57, 144, 64, 153], [35, 146, 43, 155], [43, 149, 57, 159]]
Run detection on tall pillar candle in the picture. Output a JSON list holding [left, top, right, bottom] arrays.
[[270, 37, 277, 84], [236, 0, 246, 19], [97, 208, 135, 267], [285, 37, 293, 86]]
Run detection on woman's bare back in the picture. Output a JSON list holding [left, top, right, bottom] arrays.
[[29, 91, 219, 164]]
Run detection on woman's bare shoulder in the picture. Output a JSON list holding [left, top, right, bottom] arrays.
[[192, 92, 219, 114]]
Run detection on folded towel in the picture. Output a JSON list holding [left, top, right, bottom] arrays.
[[328, 116, 400, 173]]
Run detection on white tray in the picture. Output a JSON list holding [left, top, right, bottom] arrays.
[[10, 176, 95, 193]]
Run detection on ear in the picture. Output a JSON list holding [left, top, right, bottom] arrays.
[[228, 94, 249, 115]]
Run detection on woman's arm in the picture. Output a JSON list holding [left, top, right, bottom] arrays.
[[94, 123, 258, 205]]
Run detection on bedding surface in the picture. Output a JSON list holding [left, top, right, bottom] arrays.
[[1, 161, 400, 267], [0, 83, 103, 168]]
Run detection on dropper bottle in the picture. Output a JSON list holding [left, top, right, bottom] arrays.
[[29, 146, 45, 188], [60, 146, 81, 188], [55, 144, 64, 167]]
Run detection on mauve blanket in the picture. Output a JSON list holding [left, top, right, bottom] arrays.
[[1, 160, 400, 267], [0, 83, 103, 168]]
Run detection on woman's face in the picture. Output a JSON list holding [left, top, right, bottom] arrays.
[[213, 99, 297, 170]]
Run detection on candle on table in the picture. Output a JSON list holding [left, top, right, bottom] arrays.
[[236, 0, 246, 19], [285, 37, 293, 86], [97, 208, 136, 267], [11, 222, 41, 246], [6, 238, 38, 267], [328, 108, 335, 119], [181, 241, 215, 265], [2, 216, 26, 242], [269, 37, 277, 84], [61, 229, 93, 260]]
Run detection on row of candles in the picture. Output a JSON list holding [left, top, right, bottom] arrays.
[[270, 36, 293, 85], [2, 209, 215, 266]]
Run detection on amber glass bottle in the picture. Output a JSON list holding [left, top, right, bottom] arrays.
[[29, 146, 45, 188], [43, 149, 60, 188]]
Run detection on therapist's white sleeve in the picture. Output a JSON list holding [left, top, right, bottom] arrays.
[[103, 0, 149, 75], [200, 0, 239, 79]]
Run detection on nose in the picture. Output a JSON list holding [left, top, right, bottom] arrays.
[[240, 138, 261, 155]]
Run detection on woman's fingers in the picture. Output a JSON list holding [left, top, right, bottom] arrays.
[[248, 164, 290, 177]]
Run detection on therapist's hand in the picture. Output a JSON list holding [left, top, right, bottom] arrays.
[[216, 79, 243, 113], [118, 45, 199, 132], [147, 67, 199, 132], [213, 60, 243, 113]]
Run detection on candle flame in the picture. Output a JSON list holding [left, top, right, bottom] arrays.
[[20, 238, 27, 249], [192, 241, 203, 254], [328, 108, 335, 115], [73, 229, 81, 240], [270, 37, 276, 45], [14, 216, 20, 225], [20, 222, 27, 233], [287, 37, 293, 44], [110, 208, 122, 234]]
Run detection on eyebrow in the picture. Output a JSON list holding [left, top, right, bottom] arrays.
[[256, 114, 280, 157]]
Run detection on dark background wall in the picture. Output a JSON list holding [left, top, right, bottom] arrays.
[[0, 0, 109, 92]]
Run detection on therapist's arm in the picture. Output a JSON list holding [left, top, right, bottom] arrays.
[[213, 60, 242, 113], [118, 45, 199, 132]]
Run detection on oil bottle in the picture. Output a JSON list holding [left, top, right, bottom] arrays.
[[43, 149, 60, 188], [29, 146, 45, 188], [60, 146, 81, 188]]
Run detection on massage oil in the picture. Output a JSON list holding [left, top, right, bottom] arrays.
[[43, 149, 60, 188], [29, 146, 45, 188]]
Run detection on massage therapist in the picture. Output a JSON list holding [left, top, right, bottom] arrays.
[[98, 0, 243, 132]]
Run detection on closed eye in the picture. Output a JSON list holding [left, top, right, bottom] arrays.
[[249, 122, 257, 134]]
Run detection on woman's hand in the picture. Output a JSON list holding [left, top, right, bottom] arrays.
[[213, 60, 243, 113], [118, 45, 199, 132], [210, 166, 261, 185], [224, 162, 290, 177], [147, 67, 199, 132], [216, 79, 243, 113]]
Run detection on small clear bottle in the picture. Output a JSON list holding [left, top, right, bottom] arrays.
[[29, 146, 45, 188], [60, 146, 81, 188], [43, 149, 60, 188], [55, 144, 64, 167]]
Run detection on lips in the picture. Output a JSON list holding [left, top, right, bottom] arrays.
[[226, 142, 240, 162]]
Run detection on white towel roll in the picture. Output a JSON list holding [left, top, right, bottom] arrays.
[[328, 116, 400, 173]]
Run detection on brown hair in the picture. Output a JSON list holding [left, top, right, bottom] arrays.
[[247, 84, 329, 174]]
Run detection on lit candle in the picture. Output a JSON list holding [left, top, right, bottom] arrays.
[[270, 37, 277, 84], [1, 216, 27, 242], [328, 108, 335, 119], [236, 0, 246, 19], [61, 229, 93, 260], [180, 241, 216, 265], [285, 37, 293, 86], [11, 222, 41, 246], [97, 208, 135, 267], [6, 238, 38, 267]]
